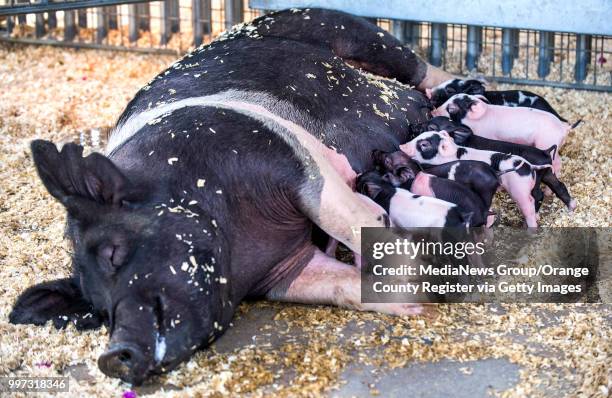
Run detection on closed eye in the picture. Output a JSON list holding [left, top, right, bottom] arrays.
[[418, 141, 431, 151]]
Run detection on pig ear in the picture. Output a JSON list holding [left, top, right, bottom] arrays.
[[31, 140, 130, 208], [425, 88, 433, 99], [439, 134, 456, 157], [399, 142, 416, 157], [466, 100, 487, 120], [474, 94, 490, 104], [9, 278, 103, 330], [463, 80, 486, 95], [449, 124, 473, 145], [358, 180, 383, 199], [446, 102, 460, 119]]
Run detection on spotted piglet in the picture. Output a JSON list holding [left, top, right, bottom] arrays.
[[372, 150, 496, 227], [401, 131, 557, 228], [373, 149, 499, 210], [357, 171, 472, 229], [432, 94, 579, 174], [426, 78, 568, 122], [422, 116, 576, 212]]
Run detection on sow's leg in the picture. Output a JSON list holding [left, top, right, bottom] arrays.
[[267, 248, 433, 316], [250, 8, 453, 89]]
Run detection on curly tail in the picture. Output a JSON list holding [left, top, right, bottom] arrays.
[[495, 159, 551, 177]]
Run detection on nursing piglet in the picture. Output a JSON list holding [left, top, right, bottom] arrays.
[[426, 78, 567, 122], [423, 116, 576, 211], [357, 171, 471, 228], [401, 131, 556, 227], [432, 94, 578, 174], [383, 167, 492, 227], [373, 149, 499, 210]]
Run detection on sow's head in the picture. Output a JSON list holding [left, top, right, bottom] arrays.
[[9, 140, 230, 385]]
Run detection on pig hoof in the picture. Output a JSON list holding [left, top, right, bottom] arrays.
[[486, 214, 497, 228], [567, 199, 577, 212]]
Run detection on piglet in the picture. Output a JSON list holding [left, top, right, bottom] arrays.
[[401, 130, 565, 228], [374, 149, 499, 210], [432, 94, 579, 174], [422, 117, 576, 212], [426, 78, 567, 122], [357, 171, 471, 228]]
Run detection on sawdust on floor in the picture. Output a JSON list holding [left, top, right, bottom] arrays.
[[0, 43, 610, 397]]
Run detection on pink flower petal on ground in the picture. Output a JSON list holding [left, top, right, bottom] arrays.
[[123, 390, 137, 398]]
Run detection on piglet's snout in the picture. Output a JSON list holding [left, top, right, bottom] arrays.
[[98, 301, 158, 385]]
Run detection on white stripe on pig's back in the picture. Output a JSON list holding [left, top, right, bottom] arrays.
[[107, 89, 321, 154], [447, 162, 459, 181], [107, 89, 385, 252]]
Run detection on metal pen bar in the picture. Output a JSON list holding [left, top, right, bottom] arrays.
[[575, 34, 588, 82], [64, 9, 76, 41], [404, 21, 420, 48], [502, 28, 514, 75], [225, 0, 244, 30], [466, 25, 479, 70], [391, 19, 405, 43], [35, 12, 45, 38], [192, 0, 203, 46], [0, 0, 152, 16], [128, 3, 138, 42], [430, 22, 444, 67], [106, 6, 118, 30], [48, 10, 57, 30], [96, 7, 107, 44], [78, 8, 87, 28], [538, 31, 551, 78]]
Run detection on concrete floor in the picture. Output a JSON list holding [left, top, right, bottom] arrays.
[[213, 305, 522, 397]]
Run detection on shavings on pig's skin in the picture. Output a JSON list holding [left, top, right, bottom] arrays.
[[0, 44, 610, 398]]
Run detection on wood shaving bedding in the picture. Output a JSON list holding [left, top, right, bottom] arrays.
[[0, 43, 610, 397]]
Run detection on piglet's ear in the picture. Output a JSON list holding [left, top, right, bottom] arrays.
[[466, 100, 487, 120], [463, 80, 486, 95], [360, 181, 383, 199], [446, 102, 459, 119], [425, 88, 433, 99], [438, 134, 456, 158], [449, 124, 473, 145], [399, 142, 416, 157], [31, 140, 129, 208]]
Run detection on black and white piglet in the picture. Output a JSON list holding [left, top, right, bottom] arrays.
[[385, 167, 492, 228], [426, 78, 567, 122], [373, 149, 499, 210], [400, 130, 571, 227], [421, 117, 575, 212], [357, 171, 472, 228]]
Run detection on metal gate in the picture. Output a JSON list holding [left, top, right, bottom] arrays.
[[1, 0, 610, 91]]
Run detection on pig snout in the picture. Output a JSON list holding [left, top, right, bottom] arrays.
[[98, 301, 159, 385], [98, 342, 151, 385]]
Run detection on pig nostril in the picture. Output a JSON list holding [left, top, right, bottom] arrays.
[[118, 350, 132, 363]]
